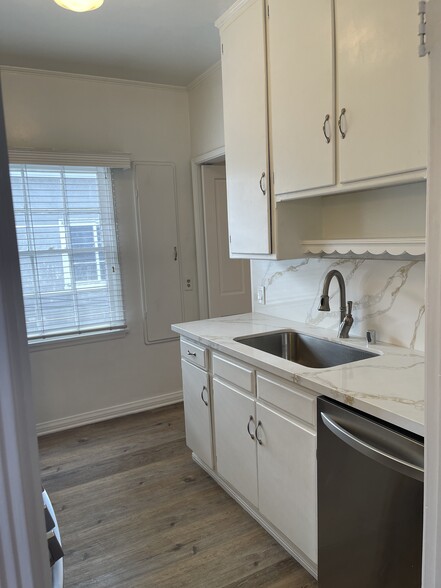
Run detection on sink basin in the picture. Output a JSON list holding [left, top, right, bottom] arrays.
[[234, 330, 378, 369]]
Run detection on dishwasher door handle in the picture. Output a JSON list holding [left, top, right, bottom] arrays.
[[320, 412, 424, 482]]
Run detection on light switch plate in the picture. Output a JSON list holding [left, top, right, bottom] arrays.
[[257, 286, 266, 304]]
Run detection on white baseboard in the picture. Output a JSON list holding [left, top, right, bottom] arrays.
[[36, 390, 183, 436]]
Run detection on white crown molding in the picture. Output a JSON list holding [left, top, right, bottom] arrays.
[[215, 0, 258, 30], [0, 65, 187, 93], [187, 61, 222, 91], [36, 390, 183, 436]]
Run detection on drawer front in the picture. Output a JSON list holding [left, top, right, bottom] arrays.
[[212, 353, 255, 395], [257, 374, 316, 426], [180, 339, 207, 369]]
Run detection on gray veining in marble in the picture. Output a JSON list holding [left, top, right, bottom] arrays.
[[172, 313, 424, 437], [251, 257, 425, 351]]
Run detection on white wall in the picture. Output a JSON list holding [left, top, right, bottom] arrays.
[[0, 67, 198, 431], [188, 63, 225, 158]]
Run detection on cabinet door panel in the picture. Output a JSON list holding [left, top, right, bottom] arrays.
[[213, 378, 258, 506], [181, 359, 213, 469], [257, 403, 317, 563], [220, 0, 271, 255], [268, 0, 335, 195], [336, 0, 427, 183]]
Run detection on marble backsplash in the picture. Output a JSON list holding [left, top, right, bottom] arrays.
[[251, 258, 425, 351]]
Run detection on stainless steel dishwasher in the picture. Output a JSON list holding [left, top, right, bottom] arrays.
[[317, 397, 424, 588]]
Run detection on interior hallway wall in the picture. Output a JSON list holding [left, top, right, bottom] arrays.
[[188, 62, 224, 158], [1, 67, 198, 431]]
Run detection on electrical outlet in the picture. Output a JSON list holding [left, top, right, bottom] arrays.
[[185, 277, 193, 291], [257, 286, 266, 304]]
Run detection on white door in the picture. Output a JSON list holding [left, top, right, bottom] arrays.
[[335, 0, 428, 184], [201, 165, 251, 317], [181, 359, 213, 469], [213, 377, 258, 506], [220, 0, 272, 255], [257, 403, 317, 563], [268, 0, 335, 196]]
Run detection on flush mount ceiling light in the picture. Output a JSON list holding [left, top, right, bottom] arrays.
[[53, 0, 104, 12]]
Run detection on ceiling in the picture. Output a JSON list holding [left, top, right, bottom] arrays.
[[0, 0, 236, 86]]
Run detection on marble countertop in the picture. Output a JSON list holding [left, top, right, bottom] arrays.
[[172, 313, 424, 437]]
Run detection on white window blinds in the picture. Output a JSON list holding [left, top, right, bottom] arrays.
[[9, 164, 126, 340]]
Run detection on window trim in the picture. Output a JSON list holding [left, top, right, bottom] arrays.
[[11, 163, 126, 341], [28, 326, 129, 352]]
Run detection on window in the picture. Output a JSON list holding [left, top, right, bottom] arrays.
[[9, 164, 126, 341]]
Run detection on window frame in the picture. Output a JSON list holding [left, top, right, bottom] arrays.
[[10, 163, 127, 345]]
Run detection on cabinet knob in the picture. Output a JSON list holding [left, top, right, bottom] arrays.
[[338, 108, 347, 139], [322, 114, 331, 144], [259, 172, 266, 196]]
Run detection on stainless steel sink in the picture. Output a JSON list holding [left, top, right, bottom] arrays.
[[234, 330, 377, 369]]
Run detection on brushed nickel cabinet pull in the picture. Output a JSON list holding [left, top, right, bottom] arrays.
[[200, 386, 209, 406], [187, 350, 197, 357], [255, 421, 263, 445], [338, 108, 347, 139], [247, 415, 255, 440], [259, 172, 266, 195], [322, 114, 331, 143]]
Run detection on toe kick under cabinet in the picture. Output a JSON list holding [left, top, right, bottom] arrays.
[[179, 341, 318, 576]]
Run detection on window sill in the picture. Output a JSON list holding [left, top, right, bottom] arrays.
[[28, 328, 128, 352]]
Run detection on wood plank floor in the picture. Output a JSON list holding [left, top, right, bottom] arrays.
[[39, 404, 318, 588]]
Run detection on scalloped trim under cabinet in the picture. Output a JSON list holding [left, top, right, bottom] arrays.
[[301, 238, 425, 260]]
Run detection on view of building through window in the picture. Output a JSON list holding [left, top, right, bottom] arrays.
[[9, 164, 126, 340]]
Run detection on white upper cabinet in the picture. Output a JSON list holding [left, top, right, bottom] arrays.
[[219, 0, 271, 255], [268, 0, 427, 198], [268, 0, 336, 195], [335, 0, 428, 185]]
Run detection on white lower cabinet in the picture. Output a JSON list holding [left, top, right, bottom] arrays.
[[256, 402, 317, 563], [181, 358, 213, 469], [182, 345, 318, 573], [212, 377, 258, 507]]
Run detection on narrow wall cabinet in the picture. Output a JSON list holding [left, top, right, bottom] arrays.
[[219, 0, 271, 256]]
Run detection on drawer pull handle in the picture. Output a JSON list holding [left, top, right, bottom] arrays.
[[187, 351, 197, 357], [201, 386, 209, 406], [247, 415, 255, 440], [255, 421, 263, 445]]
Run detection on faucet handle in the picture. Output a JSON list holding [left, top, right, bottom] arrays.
[[347, 301, 353, 315]]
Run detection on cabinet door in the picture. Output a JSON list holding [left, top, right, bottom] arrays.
[[181, 359, 213, 469], [268, 0, 335, 195], [336, 0, 428, 184], [257, 403, 317, 563], [220, 0, 271, 256], [213, 377, 258, 506]]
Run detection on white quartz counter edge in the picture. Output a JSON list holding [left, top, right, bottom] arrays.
[[172, 313, 424, 437]]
